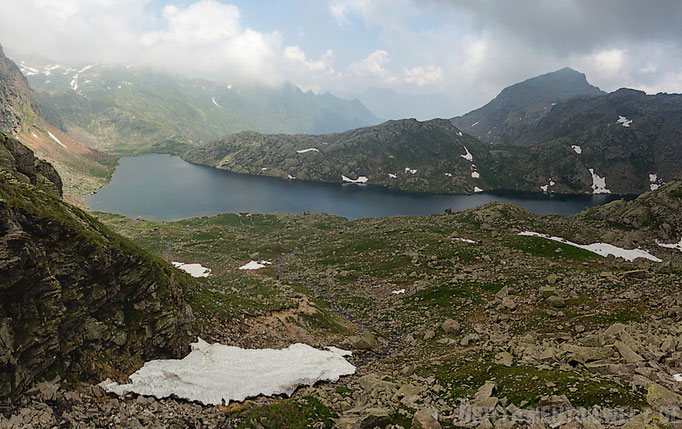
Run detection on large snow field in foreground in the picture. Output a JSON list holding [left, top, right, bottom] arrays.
[[100, 339, 356, 405]]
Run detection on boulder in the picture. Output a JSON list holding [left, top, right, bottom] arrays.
[[351, 331, 378, 350], [354, 408, 392, 429], [647, 383, 682, 418], [615, 341, 644, 365], [412, 409, 441, 429], [495, 351, 514, 367], [539, 286, 557, 298], [546, 296, 566, 308], [442, 319, 461, 335]]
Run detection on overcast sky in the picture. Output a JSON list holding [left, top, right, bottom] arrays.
[[0, 0, 681, 115]]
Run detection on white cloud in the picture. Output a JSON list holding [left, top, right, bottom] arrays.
[[349, 49, 394, 82], [403, 65, 443, 86], [142, 2, 242, 46], [590, 48, 626, 77], [136, 1, 283, 85], [1, 0, 681, 118], [284, 46, 335, 74]]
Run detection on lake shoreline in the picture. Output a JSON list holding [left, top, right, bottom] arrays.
[[88, 154, 634, 221]]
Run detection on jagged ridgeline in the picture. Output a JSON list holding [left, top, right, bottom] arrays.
[[0, 134, 196, 401]]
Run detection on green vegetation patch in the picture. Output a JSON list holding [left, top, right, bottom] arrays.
[[234, 396, 337, 429], [504, 235, 598, 261], [425, 353, 646, 409]]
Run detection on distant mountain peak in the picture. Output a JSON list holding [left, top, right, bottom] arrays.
[[451, 68, 604, 144]]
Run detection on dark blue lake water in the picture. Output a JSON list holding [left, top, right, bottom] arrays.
[[87, 154, 628, 221]]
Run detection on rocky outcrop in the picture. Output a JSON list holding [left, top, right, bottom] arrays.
[[0, 132, 61, 196], [579, 179, 682, 242], [0, 148, 196, 401]]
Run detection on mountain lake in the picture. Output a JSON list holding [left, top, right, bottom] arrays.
[[88, 154, 631, 221]]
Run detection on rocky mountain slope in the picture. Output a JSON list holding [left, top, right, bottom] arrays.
[[16, 54, 380, 152], [0, 137, 196, 402], [451, 68, 605, 144], [513, 89, 682, 194], [170, 115, 678, 196], [172, 118, 496, 194], [0, 45, 116, 205]]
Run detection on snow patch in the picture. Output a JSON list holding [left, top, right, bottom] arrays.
[[171, 262, 211, 278], [388, 174, 397, 179], [453, 237, 476, 243], [617, 116, 632, 127], [649, 174, 662, 191], [471, 171, 480, 179], [474, 187, 483, 193], [674, 374, 682, 382], [99, 339, 355, 405], [471, 121, 479, 127], [460, 146, 473, 162], [391, 289, 406, 295], [571, 145, 582, 154], [296, 148, 319, 154], [212, 97, 221, 107], [287, 175, 296, 180], [588, 168, 611, 194], [445, 172, 452, 177], [342, 175, 368, 184], [657, 238, 682, 253], [518, 232, 662, 262], [239, 260, 272, 270], [405, 168, 417, 174], [69, 65, 94, 92], [540, 178, 556, 193], [457, 131, 463, 136], [48, 131, 66, 148]]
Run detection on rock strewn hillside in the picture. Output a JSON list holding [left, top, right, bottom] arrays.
[[0, 138, 196, 401], [451, 68, 605, 144]]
